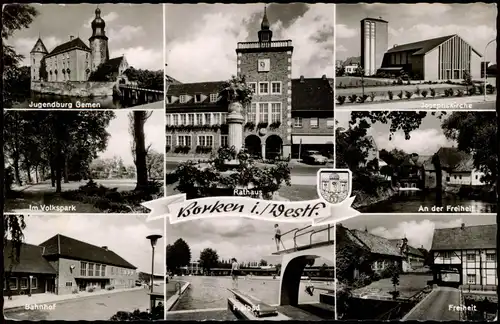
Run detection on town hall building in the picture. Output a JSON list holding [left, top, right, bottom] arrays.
[[165, 8, 334, 160], [30, 7, 129, 83]]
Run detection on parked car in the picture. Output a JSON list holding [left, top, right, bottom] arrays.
[[135, 280, 143, 287], [302, 150, 328, 165]]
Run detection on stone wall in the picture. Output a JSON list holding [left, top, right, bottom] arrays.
[[31, 81, 115, 97]]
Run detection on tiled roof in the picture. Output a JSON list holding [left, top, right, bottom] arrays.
[[431, 224, 497, 250], [386, 35, 455, 55], [453, 155, 474, 172], [350, 229, 402, 257], [4, 240, 56, 274], [423, 147, 471, 171], [39, 234, 137, 269], [30, 38, 48, 54], [103, 56, 124, 72], [291, 77, 334, 111], [165, 74, 182, 84], [401, 155, 429, 167], [166, 81, 226, 101], [342, 56, 361, 66], [47, 37, 91, 57], [388, 239, 425, 257]]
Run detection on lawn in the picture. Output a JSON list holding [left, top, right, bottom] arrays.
[[353, 274, 433, 299], [336, 76, 393, 87]]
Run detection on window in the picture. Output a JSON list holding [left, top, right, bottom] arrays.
[[179, 95, 187, 103], [248, 103, 257, 123], [178, 135, 192, 147], [20, 277, 29, 289], [9, 278, 18, 290], [166, 115, 171, 125], [475, 175, 478, 180], [96, 264, 101, 277], [204, 113, 211, 125], [259, 82, 269, 95], [486, 253, 496, 261], [210, 93, 218, 103], [173, 115, 179, 126], [441, 252, 452, 259], [196, 113, 203, 125], [271, 103, 282, 123], [180, 114, 187, 125], [88, 263, 94, 276], [102, 265, 106, 276], [454, 175, 457, 179], [466, 253, 476, 262], [31, 277, 37, 289], [214, 113, 221, 125], [294, 117, 303, 127], [248, 82, 257, 94], [467, 274, 476, 284], [310, 118, 319, 128], [81, 262, 87, 276], [271, 82, 282, 95], [459, 175, 462, 180], [66, 282, 73, 287], [259, 103, 269, 123], [166, 135, 172, 147], [195, 94, 202, 103], [221, 113, 227, 124], [221, 135, 229, 147], [327, 118, 334, 128], [188, 114, 195, 125], [198, 135, 213, 147]]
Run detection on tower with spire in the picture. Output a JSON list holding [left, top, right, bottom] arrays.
[[30, 37, 49, 82], [89, 7, 110, 72], [235, 6, 294, 159]]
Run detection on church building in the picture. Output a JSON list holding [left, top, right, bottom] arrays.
[[30, 8, 129, 83]]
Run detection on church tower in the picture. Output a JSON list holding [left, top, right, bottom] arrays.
[[89, 7, 109, 72], [30, 37, 48, 82], [235, 7, 294, 159]]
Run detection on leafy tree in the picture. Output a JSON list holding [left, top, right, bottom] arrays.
[[166, 239, 191, 274], [218, 75, 254, 107], [387, 263, 400, 299], [199, 248, 219, 273], [39, 57, 48, 81], [123, 67, 164, 91], [88, 62, 117, 82], [4, 215, 27, 299], [336, 65, 345, 77], [146, 150, 164, 180], [259, 259, 268, 266], [2, 4, 39, 106]]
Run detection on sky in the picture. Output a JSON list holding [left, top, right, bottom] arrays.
[[165, 3, 334, 83], [7, 4, 163, 70], [97, 111, 164, 166], [12, 214, 165, 274], [167, 217, 335, 266], [335, 111, 474, 156], [341, 214, 496, 251], [336, 3, 497, 64]]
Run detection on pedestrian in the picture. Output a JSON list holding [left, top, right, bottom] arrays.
[[273, 224, 286, 251], [231, 258, 240, 289]]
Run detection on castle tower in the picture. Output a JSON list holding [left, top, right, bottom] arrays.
[[89, 7, 109, 71], [30, 37, 48, 82], [236, 7, 294, 159]]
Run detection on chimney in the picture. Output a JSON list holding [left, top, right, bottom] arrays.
[[461, 223, 465, 230], [70, 35, 75, 41], [322, 74, 327, 80], [300, 75, 304, 83], [101, 246, 108, 251]]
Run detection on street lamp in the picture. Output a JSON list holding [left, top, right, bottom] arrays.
[[146, 234, 162, 312], [483, 39, 495, 101]]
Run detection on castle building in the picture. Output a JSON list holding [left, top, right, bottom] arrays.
[[165, 8, 334, 159], [30, 8, 128, 83]]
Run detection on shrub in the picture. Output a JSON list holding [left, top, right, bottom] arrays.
[[478, 85, 484, 95], [372, 273, 381, 281], [447, 88, 454, 97], [396, 77, 403, 85], [72, 289, 79, 294], [348, 94, 358, 103], [88, 287, 95, 293], [486, 84, 496, 94], [369, 92, 376, 102], [387, 90, 394, 100], [397, 91, 403, 99], [456, 89, 464, 97], [337, 95, 346, 105], [244, 121, 256, 131], [405, 91, 413, 99], [415, 86, 421, 96], [269, 121, 281, 129], [468, 87, 477, 96], [421, 90, 428, 98], [357, 94, 369, 103], [430, 88, 436, 97]]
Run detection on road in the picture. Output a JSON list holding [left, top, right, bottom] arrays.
[[4, 289, 152, 321], [403, 287, 461, 321]]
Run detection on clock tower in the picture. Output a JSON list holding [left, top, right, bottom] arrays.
[[235, 7, 294, 159]]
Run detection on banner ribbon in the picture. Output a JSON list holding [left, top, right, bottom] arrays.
[[142, 194, 360, 226]]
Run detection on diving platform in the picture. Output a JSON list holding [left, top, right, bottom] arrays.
[[272, 240, 335, 256]]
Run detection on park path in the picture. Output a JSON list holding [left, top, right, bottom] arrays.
[[403, 286, 461, 321]]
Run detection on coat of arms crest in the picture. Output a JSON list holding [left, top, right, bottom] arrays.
[[317, 169, 352, 205]]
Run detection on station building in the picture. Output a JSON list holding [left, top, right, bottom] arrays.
[[165, 9, 334, 160]]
